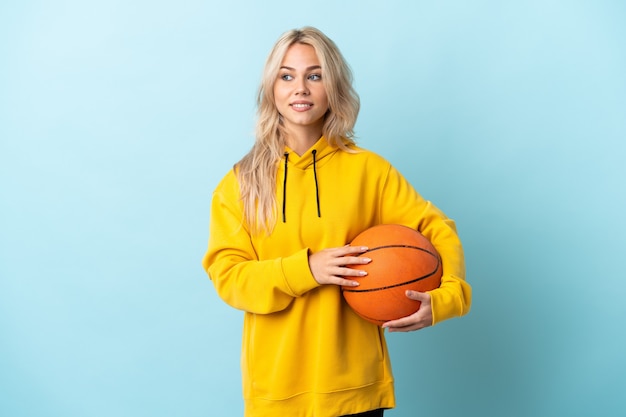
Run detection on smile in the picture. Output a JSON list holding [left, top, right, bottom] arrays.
[[291, 103, 313, 109]]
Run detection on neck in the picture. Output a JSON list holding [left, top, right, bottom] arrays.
[[285, 128, 322, 156]]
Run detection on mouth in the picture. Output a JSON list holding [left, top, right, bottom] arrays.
[[290, 103, 313, 110]]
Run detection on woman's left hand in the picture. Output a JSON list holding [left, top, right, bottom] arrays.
[[381, 291, 433, 332]]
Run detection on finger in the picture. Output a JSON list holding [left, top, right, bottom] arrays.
[[382, 317, 425, 333], [381, 305, 430, 332], [381, 316, 415, 330], [335, 255, 372, 267], [337, 266, 368, 277], [385, 323, 422, 333], [336, 277, 360, 287], [339, 245, 369, 255], [405, 290, 429, 302]]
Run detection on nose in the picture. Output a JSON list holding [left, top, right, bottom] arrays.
[[295, 79, 309, 95]]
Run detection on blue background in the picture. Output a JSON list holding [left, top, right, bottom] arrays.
[[1, 1, 625, 416]]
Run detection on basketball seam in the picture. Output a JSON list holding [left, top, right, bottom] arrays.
[[342, 249, 441, 293], [364, 244, 434, 254]]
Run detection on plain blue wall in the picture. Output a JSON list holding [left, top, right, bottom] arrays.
[[1, 1, 625, 416]]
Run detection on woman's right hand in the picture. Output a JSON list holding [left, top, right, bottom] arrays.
[[308, 245, 371, 287]]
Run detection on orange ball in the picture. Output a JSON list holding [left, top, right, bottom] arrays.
[[342, 224, 442, 326]]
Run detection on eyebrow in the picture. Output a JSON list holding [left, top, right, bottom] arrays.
[[279, 65, 322, 71]]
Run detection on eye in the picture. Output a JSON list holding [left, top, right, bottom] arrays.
[[280, 74, 293, 81], [308, 73, 322, 81]]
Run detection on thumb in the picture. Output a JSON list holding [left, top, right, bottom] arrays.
[[405, 290, 430, 302]]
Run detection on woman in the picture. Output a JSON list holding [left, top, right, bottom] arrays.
[[202, 26, 471, 417]]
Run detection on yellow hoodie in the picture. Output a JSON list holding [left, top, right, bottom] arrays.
[[202, 138, 471, 417]]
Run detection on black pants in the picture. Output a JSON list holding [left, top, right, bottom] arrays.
[[341, 409, 384, 417]]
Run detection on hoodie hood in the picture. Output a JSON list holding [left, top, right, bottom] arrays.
[[283, 136, 340, 170]]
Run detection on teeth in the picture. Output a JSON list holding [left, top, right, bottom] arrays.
[[292, 104, 311, 108]]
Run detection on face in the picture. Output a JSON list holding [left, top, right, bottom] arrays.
[[274, 43, 329, 139]]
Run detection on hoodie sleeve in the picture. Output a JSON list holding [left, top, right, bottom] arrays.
[[201, 174, 320, 315], [379, 163, 472, 325]]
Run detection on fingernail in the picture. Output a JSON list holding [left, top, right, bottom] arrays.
[[360, 246, 368, 251], [352, 281, 360, 286], [362, 257, 371, 263], [359, 271, 367, 276]]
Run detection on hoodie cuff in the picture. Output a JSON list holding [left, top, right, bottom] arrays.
[[429, 274, 472, 325], [281, 247, 320, 297]]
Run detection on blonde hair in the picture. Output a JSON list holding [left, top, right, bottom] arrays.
[[235, 26, 360, 235]]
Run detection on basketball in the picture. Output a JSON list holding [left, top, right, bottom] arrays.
[[341, 224, 442, 326]]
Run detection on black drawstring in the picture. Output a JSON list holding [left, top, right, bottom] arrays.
[[282, 149, 321, 222], [312, 150, 321, 217], [282, 152, 289, 222]]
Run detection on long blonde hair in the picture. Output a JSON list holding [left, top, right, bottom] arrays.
[[235, 27, 360, 235]]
